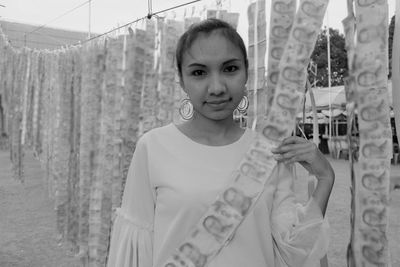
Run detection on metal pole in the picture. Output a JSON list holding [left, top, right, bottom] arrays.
[[88, 0, 92, 39], [326, 11, 332, 141]]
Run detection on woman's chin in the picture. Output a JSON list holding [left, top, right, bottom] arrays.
[[204, 112, 235, 122]]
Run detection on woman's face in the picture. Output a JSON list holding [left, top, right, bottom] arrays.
[[180, 30, 247, 123]]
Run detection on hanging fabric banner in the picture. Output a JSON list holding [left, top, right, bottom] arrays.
[[247, 0, 267, 129], [266, 0, 296, 117], [88, 37, 125, 266], [392, 0, 400, 142], [264, 0, 328, 138], [137, 21, 157, 137], [342, 1, 358, 265], [351, 1, 392, 266], [76, 42, 105, 264]]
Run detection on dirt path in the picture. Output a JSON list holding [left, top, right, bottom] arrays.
[[0, 150, 80, 267], [0, 149, 399, 267]]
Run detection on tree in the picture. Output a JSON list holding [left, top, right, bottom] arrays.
[[309, 16, 395, 86], [308, 28, 348, 88]]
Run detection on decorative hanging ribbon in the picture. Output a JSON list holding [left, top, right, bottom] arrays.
[[351, 1, 392, 266], [247, 0, 267, 130], [21, 53, 31, 146], [137, 22, 157, 137], [162, 1, 329, 266], [154, 18, 164, 127], [266, 0, 296, 118], [392, 0, 400, 142], [342, 1, 358, 265]]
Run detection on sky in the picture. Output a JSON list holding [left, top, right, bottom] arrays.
[[0, 0, 397, 41]]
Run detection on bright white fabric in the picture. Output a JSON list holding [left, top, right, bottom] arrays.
[[107, 123, 329, 267]]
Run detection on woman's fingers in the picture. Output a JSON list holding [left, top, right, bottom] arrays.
[[284, 151, 315, 164], [271, 136, 312, 153], [270, 136, 322, 167], [271, 142, 311, 154], [273, 147, 314, 162], [271, 136, 334, 181], [281, 136, 308, 145]]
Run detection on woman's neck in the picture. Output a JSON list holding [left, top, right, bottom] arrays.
[[177, 116, 245, 146]]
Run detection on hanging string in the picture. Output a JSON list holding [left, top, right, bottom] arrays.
[[77, 16, 147, 45], [26, 0, 94, 36], [78, 0, 201, 45], [146, 0, 201, 19]]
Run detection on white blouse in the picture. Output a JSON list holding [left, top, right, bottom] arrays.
[[107, 123, 329, 267]]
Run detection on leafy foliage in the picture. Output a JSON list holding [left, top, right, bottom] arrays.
[[308, 28, 348, 87], [309, 16, 396, 87]]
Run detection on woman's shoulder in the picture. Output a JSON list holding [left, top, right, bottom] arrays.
[[141, 123, 175, 137], [138, 123, 177, 145]]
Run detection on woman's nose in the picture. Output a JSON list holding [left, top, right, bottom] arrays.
[[208, 74, 226, 95]]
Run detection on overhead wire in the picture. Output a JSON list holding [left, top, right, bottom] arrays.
[[77, 0, 201, 46], [26, 0, 93, 36], [77, 15, 148, 45]]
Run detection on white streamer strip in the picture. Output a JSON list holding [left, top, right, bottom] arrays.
[[247, 0, 267, 130], [266, 0, 296, 117], [392, 0, 400, 141], [21, 53, 31, 146], [352, 1, 392, 266], [342, 1, 357, 265]]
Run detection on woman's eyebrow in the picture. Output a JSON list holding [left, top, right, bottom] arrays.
[[187, 58, 242, 68], [222, 58, 242, 65], [187, 62, 206, 68]]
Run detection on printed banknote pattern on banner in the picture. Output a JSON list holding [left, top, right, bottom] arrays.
[[351, 0, 393, 266], [247, 0, 267, 129], [266, 0, 296, 117]]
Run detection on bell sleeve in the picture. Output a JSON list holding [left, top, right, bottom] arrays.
[[107, 135, 155, 267], [271, 163, 330, 267]]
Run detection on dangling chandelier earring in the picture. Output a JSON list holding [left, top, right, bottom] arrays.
[[236, 95, 249, 114], [179, 97, 194, 120]]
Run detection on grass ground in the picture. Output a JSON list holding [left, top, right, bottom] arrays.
[[0, 150, 80, 267], [0, 150, 399, 266]]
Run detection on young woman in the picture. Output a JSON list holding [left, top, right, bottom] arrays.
[[107, 18, 335, 267]]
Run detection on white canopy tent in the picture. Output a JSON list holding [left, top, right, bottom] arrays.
[[303, 80, 394, 111], [297, 80, 395, 156]]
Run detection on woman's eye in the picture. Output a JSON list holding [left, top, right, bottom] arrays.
[[191, 70, 205, 76], [224, 65, 239, 72]]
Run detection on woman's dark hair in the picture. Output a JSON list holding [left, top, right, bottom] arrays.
[[175, 18, 248, 78]]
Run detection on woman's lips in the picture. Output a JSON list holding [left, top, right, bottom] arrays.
[[206, 99, 230, 108], [206, 98, 231, 105]]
